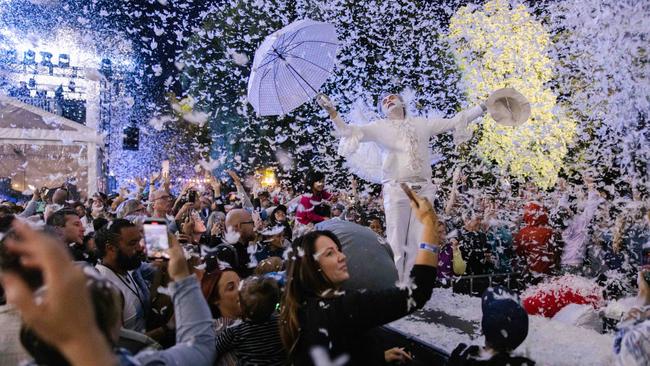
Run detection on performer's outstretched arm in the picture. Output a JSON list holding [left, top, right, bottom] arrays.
[[427, 103, 487, 138], [316, 94, 352, 135], [316, 94, 382, 156]]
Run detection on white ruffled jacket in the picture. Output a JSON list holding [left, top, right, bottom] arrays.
[[332, 105, 484, 184]]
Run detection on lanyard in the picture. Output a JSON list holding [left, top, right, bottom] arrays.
[[103, 264, 145, 311]]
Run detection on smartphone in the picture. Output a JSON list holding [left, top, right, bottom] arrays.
[[400, 183, 419, 208], [35, 201, 46, 214], [188, 190, 197, 203], [143, 218, 170, 259]]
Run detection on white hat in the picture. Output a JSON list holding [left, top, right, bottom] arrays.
[[486, 88, 531, 127]]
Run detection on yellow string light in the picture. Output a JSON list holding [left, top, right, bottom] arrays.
[[260, 167, 276, 188], [448, 0, 577, 189]]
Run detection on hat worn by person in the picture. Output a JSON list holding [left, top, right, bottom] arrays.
[[486, 88, 531, 127], [272, 204, 287, 215], [481, 286, 529, 352]]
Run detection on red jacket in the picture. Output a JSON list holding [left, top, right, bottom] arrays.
[[296, 191, 332, 225], [522, 275, 603, 317], [514, 202, 554, 274]]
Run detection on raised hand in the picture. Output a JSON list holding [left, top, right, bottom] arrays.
[[252, 210, 264, 232], [316, 93, 335, 111], [227, 170, 242, 186], [167, 234, 191, 281], [350, 177, 358, 191], [411, 195, 437, 225], [32, 187, 43, 201], [1, 220, 117, 366], [150, 171, 161, 184], [134, 177, 146, 190], [208, 174, 221, 190]]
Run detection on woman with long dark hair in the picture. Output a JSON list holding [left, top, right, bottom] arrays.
[[280, 193, 441, 365], [201, 268, 241, 366]]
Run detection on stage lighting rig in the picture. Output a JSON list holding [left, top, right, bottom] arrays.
[[40, 52, 52, 66], [40, 51, 53, 74], [100, 58, 112, 79], [58, 53, 70, 68], [23, 50, 36, 64]]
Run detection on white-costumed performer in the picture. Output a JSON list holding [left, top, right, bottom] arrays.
[[316, 89, 530, 280]]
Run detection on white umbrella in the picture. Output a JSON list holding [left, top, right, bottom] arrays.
[[247, 19, 339, 116]]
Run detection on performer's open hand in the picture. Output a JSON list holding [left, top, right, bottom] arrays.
[[316, 93, 336, 113]]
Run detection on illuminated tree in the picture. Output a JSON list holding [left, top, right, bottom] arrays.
[[447, 0, 577, 189]]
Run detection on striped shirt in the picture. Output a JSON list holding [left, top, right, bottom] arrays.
[[215, 313, 285, 366]]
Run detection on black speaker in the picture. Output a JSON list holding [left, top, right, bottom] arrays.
[[123, 126, 139, 151]]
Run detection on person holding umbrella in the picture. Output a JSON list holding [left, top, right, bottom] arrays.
[[316, 88, 530, 279], [246, 20, 530, 280]]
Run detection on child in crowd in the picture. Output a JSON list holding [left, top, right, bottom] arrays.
[[447, 286, 535, 366], [214, 276, 285, 365]]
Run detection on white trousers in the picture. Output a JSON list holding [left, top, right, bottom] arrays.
[[382, 181, 436, 280]]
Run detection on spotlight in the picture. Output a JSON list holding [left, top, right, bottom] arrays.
[[23, 50, 35, 64], [40, 51, 52, 67], [58, 53, 70, 68]]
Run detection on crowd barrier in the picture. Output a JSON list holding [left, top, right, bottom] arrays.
[[450, 272, 522, 296]]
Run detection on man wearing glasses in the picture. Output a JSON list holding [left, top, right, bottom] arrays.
[[150, 189, 178, 233], [222, 208, 258, 278]]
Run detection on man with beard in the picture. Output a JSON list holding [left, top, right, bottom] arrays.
[[95, 219, 150, 332]]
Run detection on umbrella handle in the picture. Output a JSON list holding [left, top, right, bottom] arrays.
[[315, 93, 329, 103], [315, 93, 335, 110]]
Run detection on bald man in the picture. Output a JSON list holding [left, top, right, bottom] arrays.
[[44, 188, 69, 221], [224, 208, 257, 277]]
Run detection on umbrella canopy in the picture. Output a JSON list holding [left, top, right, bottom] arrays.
[[247, 19, 339, 116]]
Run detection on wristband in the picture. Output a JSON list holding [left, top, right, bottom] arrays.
[[419, 243, 440, 254]]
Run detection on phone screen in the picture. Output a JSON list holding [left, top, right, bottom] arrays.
[[143, 221, 169, 259]]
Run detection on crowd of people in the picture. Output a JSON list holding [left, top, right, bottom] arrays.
[[0, 166, 649, 366]]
